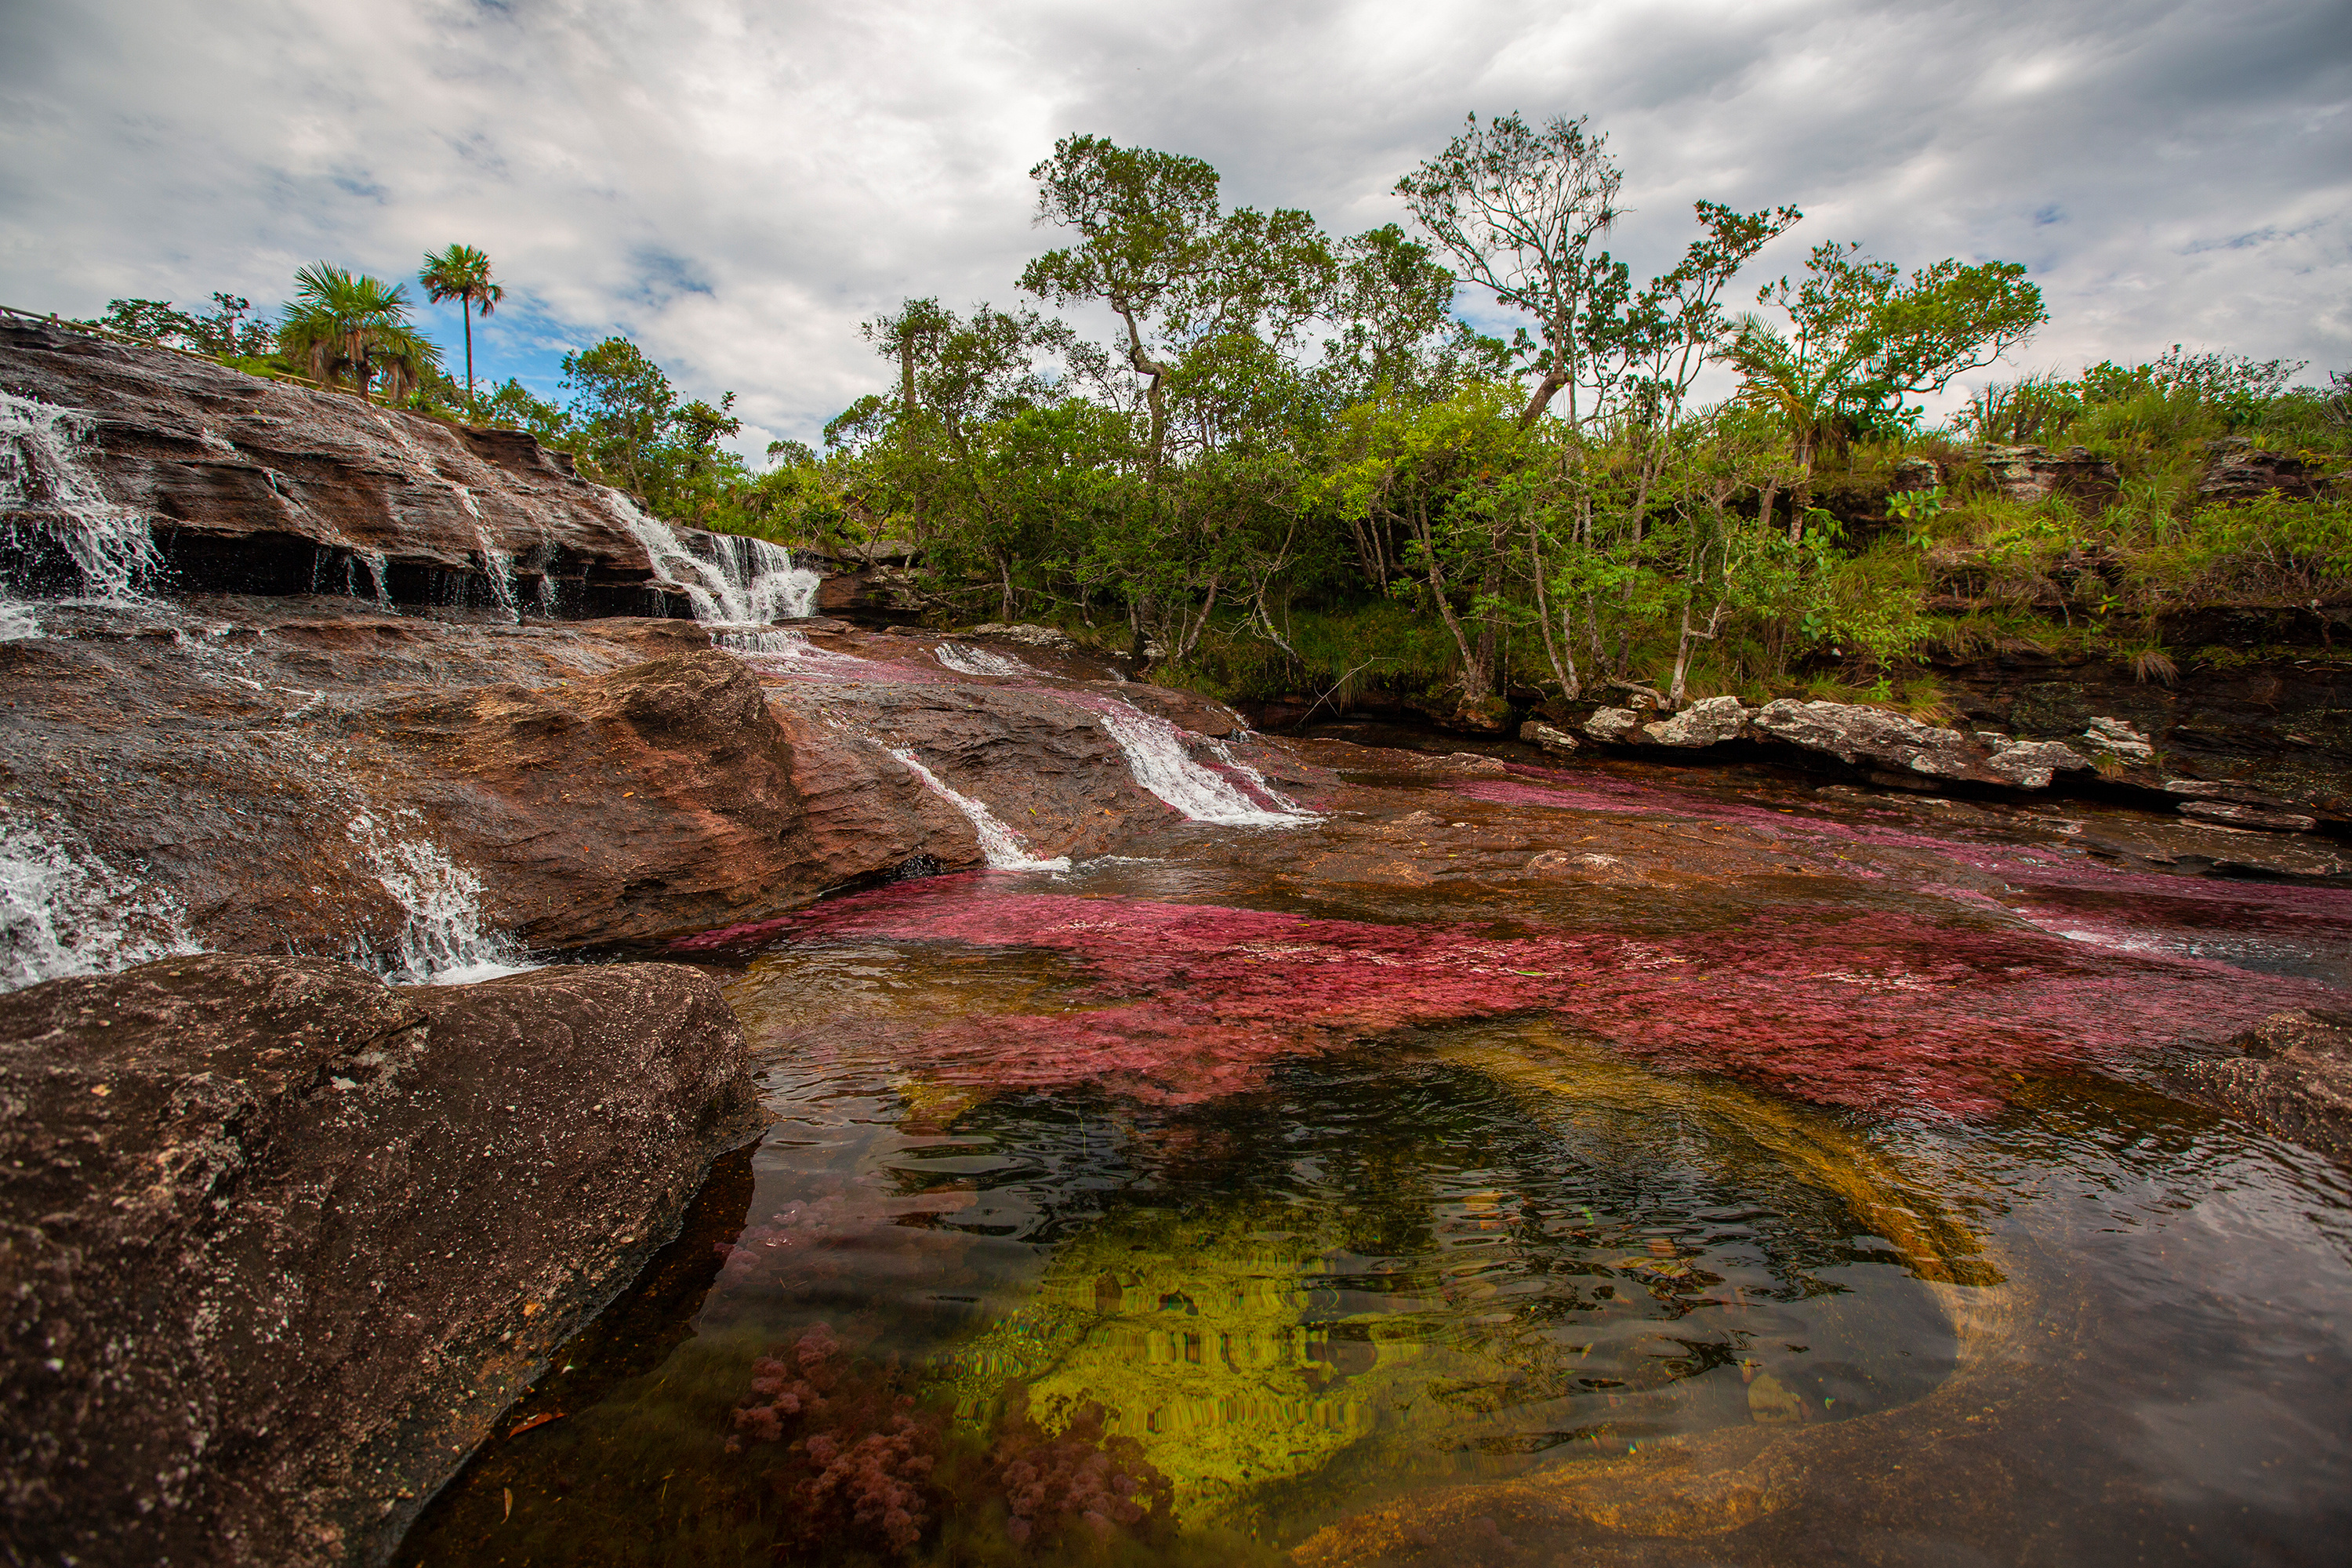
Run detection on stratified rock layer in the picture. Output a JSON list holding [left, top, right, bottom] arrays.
[[0, 953, 760, 1567]]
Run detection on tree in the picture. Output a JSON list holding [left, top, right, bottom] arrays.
[[1730, 242, 2045, 537], [419, 244, 505, 399], [98, 292, 274, 358], [1395, 113, 1626, 427], [277, 264, 440, 401], [561, 336, 677, 499]]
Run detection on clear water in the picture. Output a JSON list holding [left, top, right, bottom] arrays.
[[401, 787, 2352, 1566]]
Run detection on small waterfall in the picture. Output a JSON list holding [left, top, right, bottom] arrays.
[[358, 549, 393, 611], [889, 750, 1069, 872], [935, 643, 1035, 679], [1091, 704, 1312, 828], [1, 817, 196, 992], [0, 390, 161, 604], [612, 499, 820, 625], [474, 527, 520, 622], [349, 815, 535, 984], [1203, 735, 1306, 814]]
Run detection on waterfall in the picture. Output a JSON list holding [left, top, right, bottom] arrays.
[[889, 750, 1070, 872], [0, 390, 161, 605], [612, 499, 820, 625], [349, 815, 535, 984], [474, 527, 520, 622], [1, 817, 196, 992], [1204, 735, 1307, 814], [1090, 704, 1312, 828], [935, 643, 1035, 679]]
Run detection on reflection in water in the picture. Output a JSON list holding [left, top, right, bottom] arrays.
[[402, 753, 2352, 1566]]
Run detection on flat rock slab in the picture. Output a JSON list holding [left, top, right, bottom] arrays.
[[0, 953, 760, 1567]]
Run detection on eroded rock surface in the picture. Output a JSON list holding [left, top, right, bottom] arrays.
[[0, 953, 760, 1566]]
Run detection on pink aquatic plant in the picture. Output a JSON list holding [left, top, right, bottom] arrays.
[[986, 1395, 1173, 1549], [727, 1323, 945, 1557]]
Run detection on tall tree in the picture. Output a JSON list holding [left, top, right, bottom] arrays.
[[418, 244, 505, 398], [1395, 113, 1626, 428], [1019, 136, 1223, 470], [277, 264, 439, 401]]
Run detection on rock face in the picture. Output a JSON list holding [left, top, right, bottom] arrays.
[[1980, 443, 2121, 510], [0, 321, 808, 619], [2171, 1010, 2352, 1162], [0, 614, 975, 964], [0, 953, 761, 1567], [2199, 438, 2331, 504]]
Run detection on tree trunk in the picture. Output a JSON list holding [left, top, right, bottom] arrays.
[[1529, 519, 1581, 699], [1413, 510, 1487, 701], [462, 305, 474, 398]]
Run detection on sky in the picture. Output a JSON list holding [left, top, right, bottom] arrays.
[[2, 0, 2347, 459]]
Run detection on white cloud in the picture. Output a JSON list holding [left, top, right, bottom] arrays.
[[2, 0, 2345, 452]]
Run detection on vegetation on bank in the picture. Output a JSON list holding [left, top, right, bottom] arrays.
[[77, 112, 2352, 714]]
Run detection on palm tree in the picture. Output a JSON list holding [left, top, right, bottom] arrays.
[[419, 244, 504, 398], [278, 263, 441, 401]]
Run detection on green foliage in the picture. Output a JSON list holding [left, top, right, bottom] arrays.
[[97, 292, 275, 358], [277, 263, 441, 400]]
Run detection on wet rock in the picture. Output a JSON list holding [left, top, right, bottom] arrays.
[[0, 953, 760, 1567], [2177, 800, 2317, 833], [0, 321, 754, 616], [1980, 443, 2121, 510], [1518, 719, 1579, 753], [2198, 438, 2329, 505], [1583, 706, 1644, 744], [2172, 1009, 2352, 1161], [1645, 695, 1750, 749]]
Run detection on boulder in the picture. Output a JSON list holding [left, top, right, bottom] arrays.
[[965, 622, 1077, 651], [1980, 443, 2120, 510], [1518, 719, 1579, 753], [1643, 695, 1750, 749], [1984, 738, 2095, 789], [1583, 706, 1645, 744], [0, 953, 760, 1566], [2171, 1009, 2352, 1161], [1751, 699, 2009, 785], [2198, 438, 2328, 504], [1889, 456, 1942, 494]]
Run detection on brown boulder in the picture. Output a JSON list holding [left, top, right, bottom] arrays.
[[0, 953, 760, 1566]]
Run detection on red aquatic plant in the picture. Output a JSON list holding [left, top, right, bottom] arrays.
[[688, 880, 2344, 1117], [728, 1323, 945, 1556], [985, 1394, 1174, 1549]]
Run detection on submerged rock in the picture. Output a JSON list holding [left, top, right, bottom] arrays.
[[2172, 1009, 2352, 1162], [0, 953, 760, 1566]]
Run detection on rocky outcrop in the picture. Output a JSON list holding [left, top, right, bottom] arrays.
[[0, 615, 975, 964], [1517, 718, 1578, 753], [0, 321, 812, 619], [2170, 1009, 2352, 1162], [0, 953, 760, 1566], [1980, 443, 2121, 510], [2199, 438, 2331, 504], [1644, 694, 1749, 749]]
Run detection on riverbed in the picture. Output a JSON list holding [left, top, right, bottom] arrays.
[[401, 739, 2352, 1566]]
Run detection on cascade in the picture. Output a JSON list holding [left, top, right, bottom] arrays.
[[474, 527, 520, 622], [934, 643, 1035, 679], [0, 818, 195, 991], [0, 390, 162, 606], [1203, 734, 1306, 813], [348, 815, 536, 985], [612, 499, 820, 625], [1087, 703, 1312, 828], [889, 750, 1070, 872]]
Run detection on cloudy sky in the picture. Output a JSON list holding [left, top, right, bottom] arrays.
[[4, 0, 2347, 456]]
